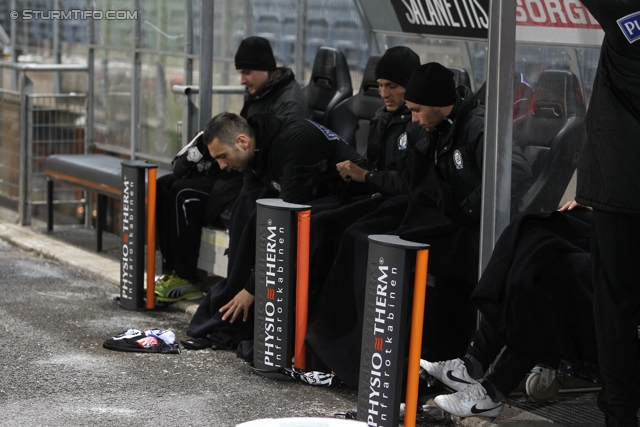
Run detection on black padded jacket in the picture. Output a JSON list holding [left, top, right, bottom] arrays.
[[243, 113, 365, 204], [240, 67, 312, 121], [415, 86, 486, 225], [364, 104, 426, 196], [576, 0, 640, 216]]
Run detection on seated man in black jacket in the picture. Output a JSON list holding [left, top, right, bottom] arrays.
[[155, 36, 310, 303], [305, 47, 425, 304], [336, 46, 422, 194], [423, 202, 594, 419], [305, 63, 533, 388], [184, 112, 364, 348]]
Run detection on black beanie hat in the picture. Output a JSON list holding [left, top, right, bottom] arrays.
[[234, 36, 277, 71], [375, 46, 420, 88], [404, 62, 457, 107]]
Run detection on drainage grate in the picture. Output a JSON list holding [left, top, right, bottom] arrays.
[[508, 391, 640, 427]]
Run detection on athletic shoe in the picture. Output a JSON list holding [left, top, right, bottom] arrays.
[[434, 382, 504, 418], [420, 358, 478, 391], [154, 273, 173, 286], [155, 274, 203, 302]]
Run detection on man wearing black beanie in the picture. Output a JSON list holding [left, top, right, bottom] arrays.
[[154, 35, 311, 304], [306, 46, 423, 311], [305, 62, 532, 392], [400, 62, 534, 418], [336, 46, 424, 196], [234, 36, 311, 120]]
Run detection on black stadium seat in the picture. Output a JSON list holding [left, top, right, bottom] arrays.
[[513, 69, 586, 217], [447, 66, 472, 89], [302, 46, 353, 126], [326, 54, 384, 157]]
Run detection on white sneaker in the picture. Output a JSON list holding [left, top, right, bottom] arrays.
[[434, 382, 504, 418], [420, 358, 478, 391]]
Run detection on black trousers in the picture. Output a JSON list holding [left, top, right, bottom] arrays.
[[592, 210, 640, 427], [468, 319, 535, 397], [156, 174, 216, 281]]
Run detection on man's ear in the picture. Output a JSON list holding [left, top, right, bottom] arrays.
[[236, 134, 250, 151]]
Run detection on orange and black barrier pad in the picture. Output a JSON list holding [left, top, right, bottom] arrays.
[[119, 161, 158, 311], [356, 235, 430, 427], [295, 209, 311, 370], [253, 199, 311, 373]]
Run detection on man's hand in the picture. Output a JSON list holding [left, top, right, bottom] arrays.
[[336, 160, 368, 183], [220, 289, 255, 323], [558, 200, 592, 212]]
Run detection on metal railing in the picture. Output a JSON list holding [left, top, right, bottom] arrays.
[[0, 61, 89, 226], [171, 84, 245, 145]]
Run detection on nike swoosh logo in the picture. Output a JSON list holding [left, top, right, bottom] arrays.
[[470, 404, 502, 414], [446, 370, 473, 385]]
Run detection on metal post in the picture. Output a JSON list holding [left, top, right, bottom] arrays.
[[53, 0, 62, 94], [479, 0, 516, 274], [86, 0, 95, 153], [294, 0, 307, 82], [18, 72, 33, 226], [182, 0, 194, 145], [10, 0, 18, 88], [85, 0, 96, 229], [198, 0, 214, 129], [130, 0, 142, 159]]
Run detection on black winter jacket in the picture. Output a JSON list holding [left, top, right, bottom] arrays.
[[364, 104, 426, 196], [240, 67, 311, 121], [417, 86, 485, 225], [576, 0, 640, 216], [243, 114, 365, 204], [169, 68, 312, 223]]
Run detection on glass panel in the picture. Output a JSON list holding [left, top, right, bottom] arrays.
[[93, 0, 135, 48], [213, 0, 248, 63], [92, 48, 133, 150], [509, 43, 600, 223], [137, 53, 184, 159], [140, 0, 186, 53]]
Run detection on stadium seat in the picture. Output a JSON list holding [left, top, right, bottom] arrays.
[[302, 47, 353, 126], [326, 55, 384, 157], [447, 66, 472, 89], [513, 69, 586, 216]]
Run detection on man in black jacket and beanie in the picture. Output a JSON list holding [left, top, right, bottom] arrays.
[[184, 112, 364, 349], [305, 47, 425, 304], [574, 2, 640, 425], [305, 63, 486, 388], [305, 63, 532, 389], [336, 46, 422, 195], [155, 36, 310, 303]]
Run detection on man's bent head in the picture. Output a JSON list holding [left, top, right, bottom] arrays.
[[204, 112, 255, 172]]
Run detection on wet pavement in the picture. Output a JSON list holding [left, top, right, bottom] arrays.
[[0, 214, 602, 426]]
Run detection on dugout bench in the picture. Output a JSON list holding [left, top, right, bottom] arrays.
[[44, 154, 228, 276]]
